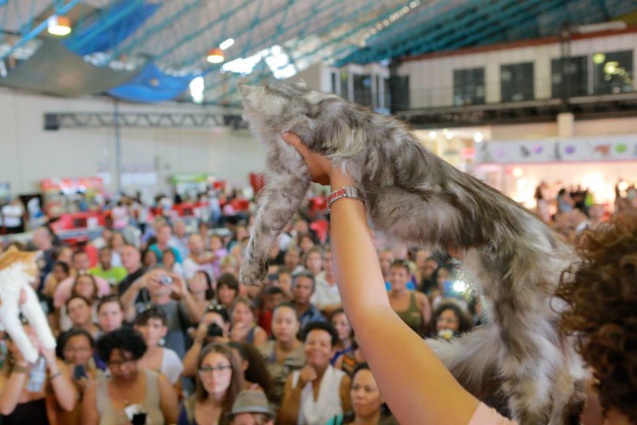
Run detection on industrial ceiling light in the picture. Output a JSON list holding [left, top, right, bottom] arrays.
[[207, 47, 224, 64], [47, 15, 72, 36], [219, 38, 235, 50]]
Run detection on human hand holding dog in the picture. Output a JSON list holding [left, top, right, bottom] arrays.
[[281, 132, 354, 189]]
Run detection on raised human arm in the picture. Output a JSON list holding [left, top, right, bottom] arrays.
[[281, 132, 480, 425], [120, 275, 147, 322], [171, 274, 203, 324], [45, 354, 77, 412], [0, 365, 28, 415]]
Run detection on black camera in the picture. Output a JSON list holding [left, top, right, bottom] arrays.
[[206, 322, 224, 338]]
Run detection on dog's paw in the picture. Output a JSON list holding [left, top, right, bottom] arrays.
[[239, 261, 267, 287]]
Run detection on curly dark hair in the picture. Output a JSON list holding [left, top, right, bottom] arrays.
[[556, 213, 637, 423], [96, 327, 147, 363], [429, 301, 474, 337]]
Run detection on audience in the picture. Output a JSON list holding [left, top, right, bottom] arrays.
[[0, 188, 626, 425]]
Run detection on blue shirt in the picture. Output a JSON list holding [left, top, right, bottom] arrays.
[[149, 244, 183, 264], [298, 304, 326, 330]]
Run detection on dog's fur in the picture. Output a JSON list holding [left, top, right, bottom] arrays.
[[238, 81, 587, 424], [0, 246, 57, 363]]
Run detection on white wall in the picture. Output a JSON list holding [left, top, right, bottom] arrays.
[[398, 29, 637, 108], [0, 88, 266, 196]]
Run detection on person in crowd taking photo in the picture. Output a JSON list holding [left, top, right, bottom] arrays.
[[183, 304, 231, 377], [121, 268, 201, 358], [81, 327, 179, 425]]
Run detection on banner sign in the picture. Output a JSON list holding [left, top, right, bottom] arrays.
[[476, 134, 637, 164]]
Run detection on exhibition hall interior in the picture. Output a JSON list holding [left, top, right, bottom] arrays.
[[0, 1, 636, 425]]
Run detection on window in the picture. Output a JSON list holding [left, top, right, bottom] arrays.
[[388, 76, 408, 112], [353, 74, 373, 107], [453, 68, 485, 105], [331, 72, 338, 94], [501, 62, 534, 102], [592, 50, 633, 95], [340, 72, 349, 100], [551, 56, 588, 98]]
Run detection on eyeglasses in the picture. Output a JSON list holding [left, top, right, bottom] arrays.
[[198, 364, 232, 376]]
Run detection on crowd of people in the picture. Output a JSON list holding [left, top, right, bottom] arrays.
[[0, 168, 634, 425], [533, 179, 637, 245], [0, 200, 465, 425]]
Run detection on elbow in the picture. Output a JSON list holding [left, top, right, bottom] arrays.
[[0, 402, 16, 416], [59, 397, 77, 412]]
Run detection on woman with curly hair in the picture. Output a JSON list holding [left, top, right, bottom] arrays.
[[556, 213, 637, 425], [81, 327, 179, 425], [429, 302, 474, 340]]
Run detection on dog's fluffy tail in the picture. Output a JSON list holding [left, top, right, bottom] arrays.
[[426, 326, 509, 413]]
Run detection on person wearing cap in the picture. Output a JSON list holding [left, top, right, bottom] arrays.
[[227, 390, 275, 425]]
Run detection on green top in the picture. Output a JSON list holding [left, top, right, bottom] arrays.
[[89, 266, 127, 286], [395, 291, 425, 336]]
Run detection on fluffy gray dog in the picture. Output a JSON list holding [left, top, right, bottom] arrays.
[[238, 81, 586, 425]]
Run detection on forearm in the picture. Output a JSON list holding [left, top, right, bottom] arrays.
[[0, 369, 27, 415], [181, 293, 202, 324], [48, 362, 77, 411], [182, 340, 203, 377], [120, 281, 142, 321]]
